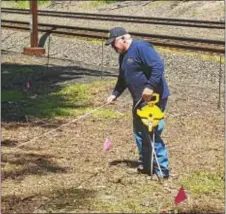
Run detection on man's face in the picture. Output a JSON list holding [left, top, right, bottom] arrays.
[[111, 36, 126, 54]]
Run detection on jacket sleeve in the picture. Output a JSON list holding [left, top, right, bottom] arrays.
[[112, 72, 127, 98], [138, 43, 164, 90], [112, 54, 127, 98]]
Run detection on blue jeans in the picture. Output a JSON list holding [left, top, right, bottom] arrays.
[[133, 98, 169, 176]]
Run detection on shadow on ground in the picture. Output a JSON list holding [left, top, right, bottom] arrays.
[[1, 151, 67, 181], [1, 139, 18, 147], [2, 62, 117, 123], [2, 187, 96, 213], [109, 159, 139, 168]]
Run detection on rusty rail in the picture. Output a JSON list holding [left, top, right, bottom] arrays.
[[2, 19, 224, 54], [2, 7, 225, 29]]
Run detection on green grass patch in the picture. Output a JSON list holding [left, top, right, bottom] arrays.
[[25, 80, 114, 118], [2, 90, 25, 102], [24, 84, 91, 118], [181, 170, 224, 197], [93, 109, 121, 119], [25, 98, 73, 118], [90, 39, 103, 45], [89, 1, 106, 8], [11, 0, 50, 9], [2, 79, 115, 120], [91, 0, 119, 7], [13, 68, 33, 74], [56, 84, 90, 103], [13, 0, 30, 9], [102, 0, 119, 3], [79, 0, 119, 9]]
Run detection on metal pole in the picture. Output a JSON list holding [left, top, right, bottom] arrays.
[[47, 35, 51, 69], [152, 131, 163, 180], [101, 37, 104, 79], [24, 0, 45, 55], [218, 56, 222, 109]]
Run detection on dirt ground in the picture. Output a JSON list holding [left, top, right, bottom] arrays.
[[1, 51, 224, 213]]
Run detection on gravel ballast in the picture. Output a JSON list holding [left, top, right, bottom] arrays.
[[2, 29, 224, 106], [2, 0, 225, 106]]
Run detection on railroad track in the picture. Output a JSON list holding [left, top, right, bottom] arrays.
[[2, 7, 225, 29], [2, 20, 224, 54]]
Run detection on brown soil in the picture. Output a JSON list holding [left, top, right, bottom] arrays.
[[1, 52, 224, 213]]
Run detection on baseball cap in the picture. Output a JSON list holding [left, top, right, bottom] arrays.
[[105, 27, 128, 46]]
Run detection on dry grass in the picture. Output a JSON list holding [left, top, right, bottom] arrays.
[[2, 58, 224, 213]]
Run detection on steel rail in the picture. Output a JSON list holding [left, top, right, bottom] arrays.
[[2, 20, 224, 54], [2, 7, 225, 29]]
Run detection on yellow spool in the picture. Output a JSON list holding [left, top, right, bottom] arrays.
[[136, 93, 164, 132]]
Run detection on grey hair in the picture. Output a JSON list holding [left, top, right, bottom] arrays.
[[122, 33, 132, 40], [116, 33, 132, 41]]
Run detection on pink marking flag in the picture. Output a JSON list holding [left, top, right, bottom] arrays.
[[104, 137, 112, 152], [175, 187, 187, 204], [26, 82, 30, 89]]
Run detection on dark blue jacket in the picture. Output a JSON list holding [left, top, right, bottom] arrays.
[[112, 40, 170, 102]]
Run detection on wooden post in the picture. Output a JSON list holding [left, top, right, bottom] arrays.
[[24, 0, 45, 55]]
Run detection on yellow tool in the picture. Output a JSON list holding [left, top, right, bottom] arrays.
[[136, 93, 164, 132]]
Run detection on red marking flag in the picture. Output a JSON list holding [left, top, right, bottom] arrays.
[[104, 137, 112, 152], [175, 187, 187, 204]]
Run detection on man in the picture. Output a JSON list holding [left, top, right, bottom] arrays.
[[106, 27, 170, 178]]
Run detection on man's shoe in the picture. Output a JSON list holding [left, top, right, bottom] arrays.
[[162, 175, 169, 179], [155, 171, 169, 179]]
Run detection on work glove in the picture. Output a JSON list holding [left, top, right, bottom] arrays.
[[142, 88, 154, 102]]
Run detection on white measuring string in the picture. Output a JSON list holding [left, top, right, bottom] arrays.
[[15, 102, 110, 149]]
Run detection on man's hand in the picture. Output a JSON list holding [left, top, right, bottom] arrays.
[[142, 88, 154, 102], [107, 95, 117, 104]]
